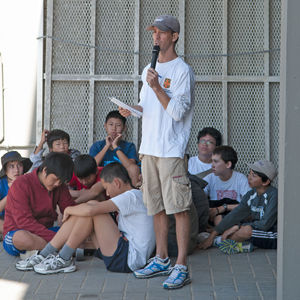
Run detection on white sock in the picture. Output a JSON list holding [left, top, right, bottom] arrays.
[[174, 264, 187, 271]]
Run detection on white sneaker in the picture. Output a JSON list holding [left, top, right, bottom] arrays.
[[34, 254, 76, 274], [20, 250, 38, 260], [16, 253, 45, 271], [197, 232, 210, 244]]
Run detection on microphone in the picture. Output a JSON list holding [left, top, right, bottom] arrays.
[[150, 45, 160, 69]]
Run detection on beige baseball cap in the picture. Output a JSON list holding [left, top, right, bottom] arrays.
[[247, 160, 277, 181], [146, 15, 180, 33]]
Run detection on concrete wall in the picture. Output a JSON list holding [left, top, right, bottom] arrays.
[[0, 1, 43, 158], [277, 0, 300, 299]]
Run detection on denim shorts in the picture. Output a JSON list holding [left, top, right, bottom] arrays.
[[3, 226, 60, 256], [95, 234, 131, 273]]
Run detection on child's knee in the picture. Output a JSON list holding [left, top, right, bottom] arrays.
[[239, 225, 252, 238], [13, 230, 34, 249]]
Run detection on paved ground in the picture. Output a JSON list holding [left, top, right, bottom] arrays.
[[0, 242, 276, 300]]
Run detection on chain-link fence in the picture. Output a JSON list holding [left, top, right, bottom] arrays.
[[42, 0, 281, 184]]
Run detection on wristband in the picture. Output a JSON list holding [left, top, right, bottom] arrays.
[[113, 146, 122, 153]]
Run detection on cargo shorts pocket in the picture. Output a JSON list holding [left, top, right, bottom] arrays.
[[171, 175, 192, 209]]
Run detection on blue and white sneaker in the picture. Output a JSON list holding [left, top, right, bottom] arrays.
[[163, 264, 191, 289], [133, 256, 172, 279]]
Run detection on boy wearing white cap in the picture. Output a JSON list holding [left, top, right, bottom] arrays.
[[199, 160, 278, 254]]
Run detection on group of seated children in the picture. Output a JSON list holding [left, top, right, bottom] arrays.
[[0, 110, 278, 287]]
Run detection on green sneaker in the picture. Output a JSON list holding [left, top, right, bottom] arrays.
[[218, 239, 254, 254]]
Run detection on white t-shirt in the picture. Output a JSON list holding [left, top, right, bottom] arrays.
[[111, 189, 155, 271], [204, 171, 251, 202], [188, 156, 212, 175], [139, 57, 195, 158]]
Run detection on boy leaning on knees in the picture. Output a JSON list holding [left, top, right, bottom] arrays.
[[68, 154, 105, 203], [89, 110, 140, 187], [3, 152, 76, 257], [199, 160, 278, 254], [15, 163, 155, 274]]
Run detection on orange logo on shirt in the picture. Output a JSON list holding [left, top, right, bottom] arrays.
[[163, 78, 171, 88]]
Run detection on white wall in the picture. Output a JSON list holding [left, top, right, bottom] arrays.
[[0, 1, 43, 159]]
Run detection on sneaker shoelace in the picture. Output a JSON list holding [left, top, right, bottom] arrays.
[[41, 254, 60, 269], [168, 266, 185, 281]]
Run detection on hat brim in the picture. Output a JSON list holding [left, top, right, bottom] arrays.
[[246, 163, 274, 181], [0, 157, 32, 178], [146, 24, 173, 32]]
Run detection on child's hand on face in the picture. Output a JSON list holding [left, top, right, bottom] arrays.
[[105, 135, 113, 148], [112, 133, 122, 149]]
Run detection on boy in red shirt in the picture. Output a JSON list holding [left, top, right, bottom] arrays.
[[3, 152, 76, 256], [68, 154, 106, 204]]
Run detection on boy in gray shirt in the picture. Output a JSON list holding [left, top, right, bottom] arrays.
[[199, 160, 277, 254]]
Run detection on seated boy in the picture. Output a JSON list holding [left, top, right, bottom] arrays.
[[3, 152, 76, 256], [188, 127, 222, 178], [199, 160, 277, 254], [0, 151, 32, 235], [204, 146, 250, 226], [15, 163, 155, 274], [188, 127, 222, 232], [68, 154, 105, 203], [30, 129, 81, 171], [89, 110, 140, 186]]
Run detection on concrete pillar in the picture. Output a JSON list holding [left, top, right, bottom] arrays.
[[277, 0, 300, 299]]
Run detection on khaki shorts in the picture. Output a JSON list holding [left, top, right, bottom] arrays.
[[140, 155, 192, 215]]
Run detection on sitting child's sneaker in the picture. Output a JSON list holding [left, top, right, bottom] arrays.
[[162, 264, 191, 289], [218, 239, 254, 254], [20, 250, 38, 260], [133, 256, 172, 279], [34, 254, 76, 274], [16, 253, 45, 271], [197, 232, 210, 244]]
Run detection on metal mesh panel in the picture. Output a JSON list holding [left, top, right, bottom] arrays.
[[228, 83, 265, 174], [270, 0, 281, 76], [50, 81, 90, 154], [139, 0, 179, 73], [52, 0, 92, 74], [270, 83, 280, 187], [188, 83, 223, 155], [185, 0, 223, 76], [228, 1, 265, 76], [95, 0, 135, 74], [93, 82, 135, 146], [44, 0, 282, 175]]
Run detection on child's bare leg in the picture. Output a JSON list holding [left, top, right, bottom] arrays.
[[48, 215, 93, 250], [92, 213, 122, 256], [13, 230, 48, 251], [0, 219, 3, 233], [56, 205, 63, 226], [213, 214, 223, 226], [227, 225, 252, 242], [221, 225, 239, 240], [127, 164, 141, 187]]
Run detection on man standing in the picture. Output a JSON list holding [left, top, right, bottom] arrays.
[[120, 15, 194, 289]]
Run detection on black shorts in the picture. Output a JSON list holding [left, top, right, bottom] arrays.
[[95, 234, 131, 273], [209, 198, 240, 208], [250, 229, 277, 249]]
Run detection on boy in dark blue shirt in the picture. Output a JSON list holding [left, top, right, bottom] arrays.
[[89, 111, 140, 186]]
